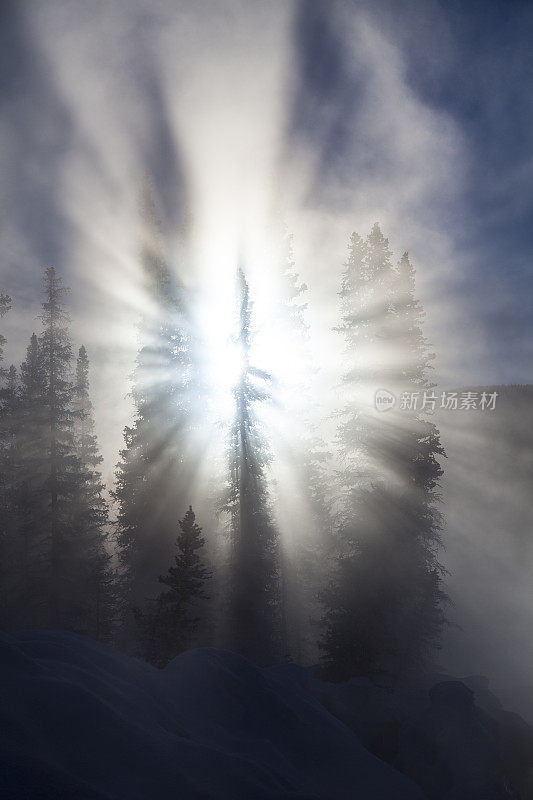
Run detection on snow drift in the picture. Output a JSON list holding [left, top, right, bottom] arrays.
[[0, 631, 528, 799]]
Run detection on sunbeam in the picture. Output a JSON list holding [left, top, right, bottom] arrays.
[[1, 3, 533, 795]]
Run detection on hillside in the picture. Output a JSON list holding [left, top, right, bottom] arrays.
[[1, 630, 530, 799]]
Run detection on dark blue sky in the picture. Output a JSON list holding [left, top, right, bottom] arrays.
[[289, 0, 533, 384]]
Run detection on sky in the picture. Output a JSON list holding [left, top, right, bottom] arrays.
[[288, 0, 533, 387], [1, 0, 532, 709], [1, 0, 532, 401]]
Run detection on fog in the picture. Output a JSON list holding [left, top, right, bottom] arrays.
[[1, 0, 531, 717]]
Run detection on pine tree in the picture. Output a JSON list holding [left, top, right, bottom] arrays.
[[38, 267, 83, 626], [0, 365, 19, 620], [136, 505, 211, 667], [270, 223, 333, 664], [72, 345, 116, 640], [0, 292, 12, 500], [4, 272, 78, 630], [0, 290, 11, 374], [224, 268, 281, 663], [390, 252, 447, 673], [321, 225, 447, 684], [6, 270, 115, 634], [11, 333, 49, 627], [113, 183, 193, 646], [0, 291, 16, 625]]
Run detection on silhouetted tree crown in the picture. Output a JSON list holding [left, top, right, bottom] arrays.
[[0, 270, 115, 637], [321, 225, 447, 684], [135, 505, 211, 667], [223, 267, 281, 663]]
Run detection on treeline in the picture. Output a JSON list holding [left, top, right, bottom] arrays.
[[0, 212, 447, 686], [0, 270, 115, 638]]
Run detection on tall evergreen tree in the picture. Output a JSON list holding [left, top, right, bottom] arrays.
[[38, 267, 82, 626], [135, 505, 211, 667], [113, 183, 193, 646], [3, 270, 115, 634], [72, 345, 116, 640], [11, 333, 49, 628], [0, 290, 11, 374], [270, 224, 333, 664], [321, 225, 447, 684], [0, 291, 16, 625], [224, 268, 281, 663]]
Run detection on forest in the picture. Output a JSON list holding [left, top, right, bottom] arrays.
[[2, 0, 533, 796], [0, 194, 448, 689]]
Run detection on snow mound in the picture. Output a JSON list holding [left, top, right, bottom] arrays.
[[1, 631, 527, 799], [0, 631, 425, 800], [309, 671, 524, 799]]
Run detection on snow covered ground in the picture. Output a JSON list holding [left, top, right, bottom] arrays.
[[0, 631, 529, 799]]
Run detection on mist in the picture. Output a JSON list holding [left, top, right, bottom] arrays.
[[1, 0, 532, 726]]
